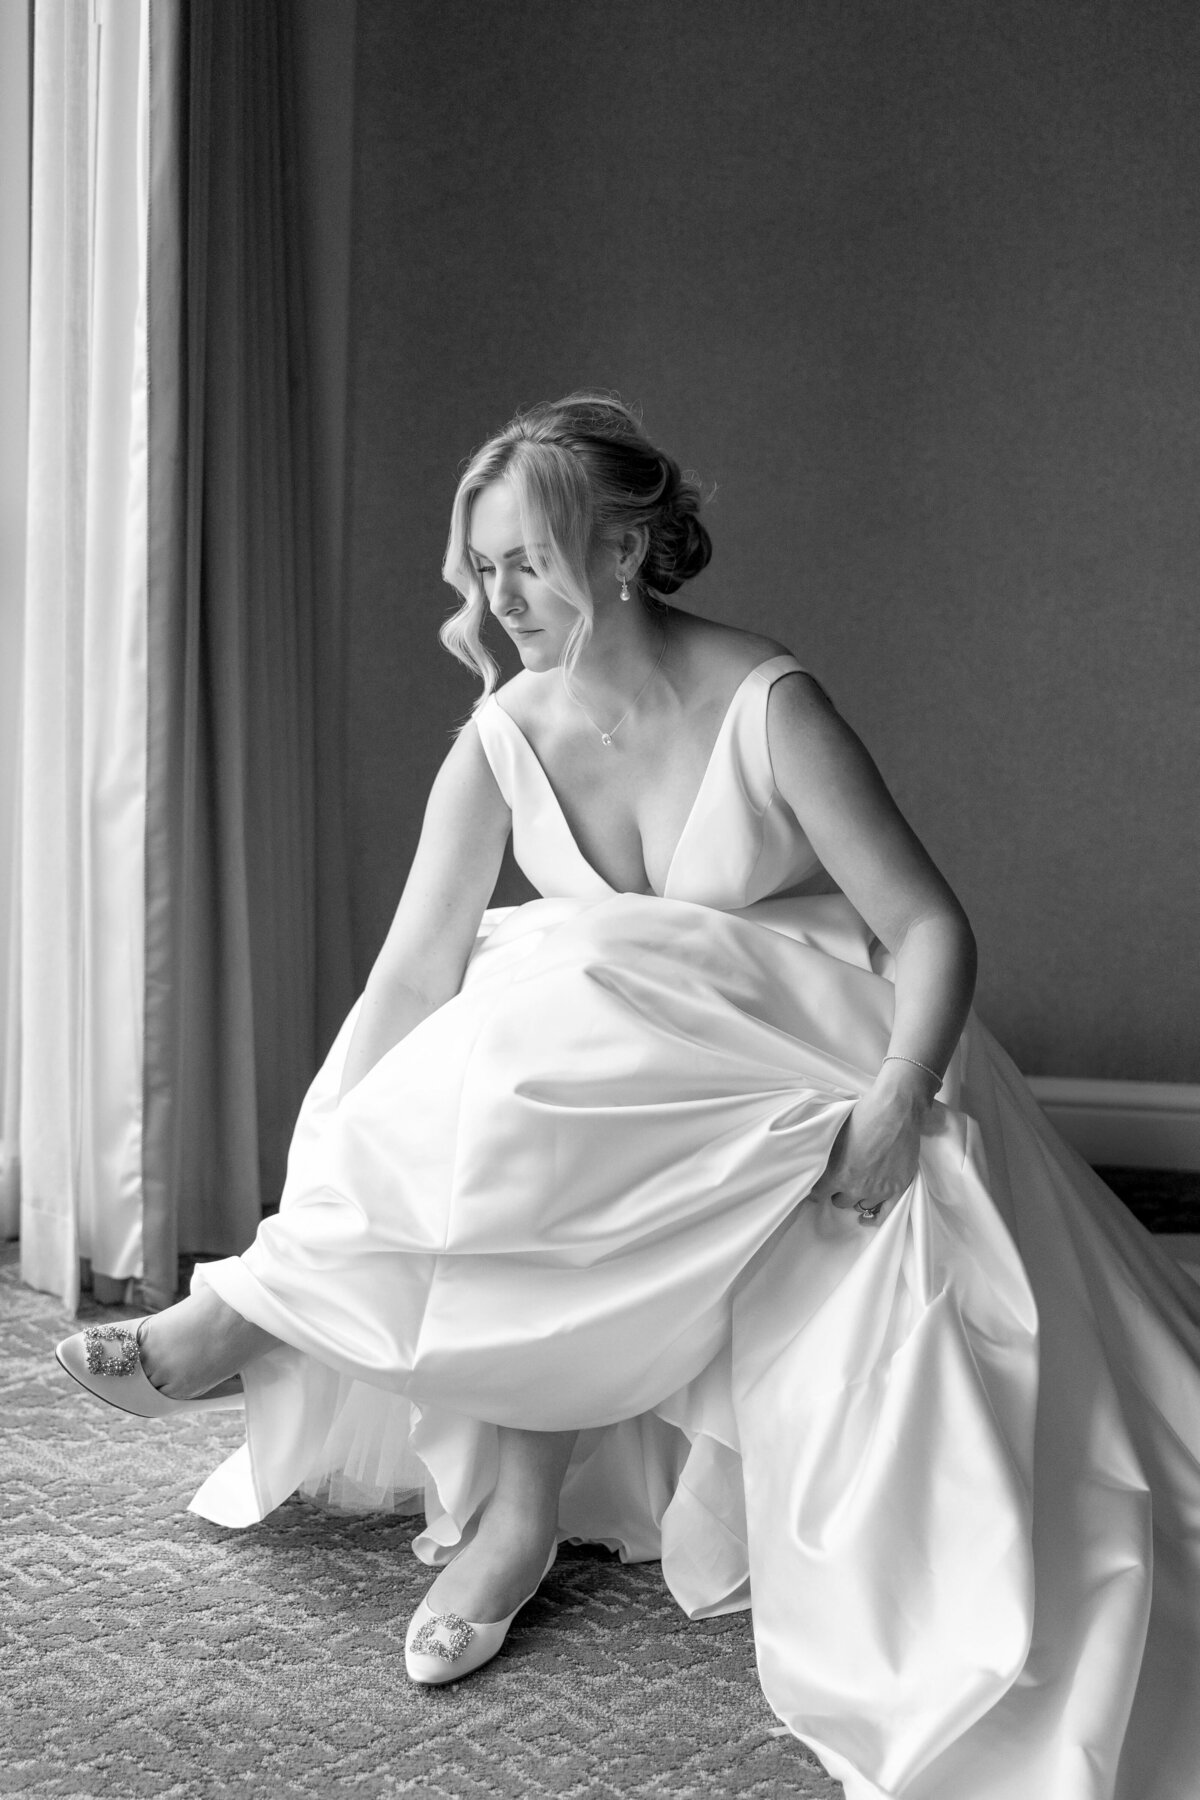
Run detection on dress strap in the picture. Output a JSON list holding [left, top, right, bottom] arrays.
[[471, 696, 516, 808], [743, 654, 814, 809], [754, 652, 809, 688]]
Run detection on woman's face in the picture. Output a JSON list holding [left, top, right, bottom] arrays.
[[468, 481, 582, 672]]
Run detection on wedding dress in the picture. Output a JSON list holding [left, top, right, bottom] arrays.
[[190, 654, 1200, 1800]]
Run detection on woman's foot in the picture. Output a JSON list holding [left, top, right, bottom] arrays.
[[422, 1424, 576, 1624], [54, 1318, 247, 1419], [424, 1503, 559, 1626], [404, 1427, 572, 1685], [404, 1532, 557, 1685], [136, 1286, 275, 1399]]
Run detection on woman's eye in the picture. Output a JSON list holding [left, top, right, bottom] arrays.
[[473, 561, 533, 581]]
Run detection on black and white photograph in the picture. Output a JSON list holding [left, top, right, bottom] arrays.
[[2, 3, 1199, 1797]]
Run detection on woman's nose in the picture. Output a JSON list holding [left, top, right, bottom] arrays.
[[489, 570, 524, 616]]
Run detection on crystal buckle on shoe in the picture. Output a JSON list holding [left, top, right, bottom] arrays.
[[84, 1324, 140, 1378], [410, 1611, 475, 1663]]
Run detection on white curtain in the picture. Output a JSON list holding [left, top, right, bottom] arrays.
[[15, 0, 148, 1309], [0, 1, 32, 1243], [6, 0, 352, 1311]]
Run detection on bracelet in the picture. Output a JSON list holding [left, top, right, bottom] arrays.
[[882, 1053, 943, 1085]]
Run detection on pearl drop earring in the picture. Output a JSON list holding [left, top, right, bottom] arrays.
[[619, 575, 630, 603]]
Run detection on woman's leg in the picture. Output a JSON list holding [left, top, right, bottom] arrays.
[[424, 1425, 578, 1624], [137, 1284, 278, 1399]]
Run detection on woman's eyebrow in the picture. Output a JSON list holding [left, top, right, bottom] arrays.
[[467, 544, 526, 561]]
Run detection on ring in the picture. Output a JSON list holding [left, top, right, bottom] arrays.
[[854, 1200, 884, 1220]]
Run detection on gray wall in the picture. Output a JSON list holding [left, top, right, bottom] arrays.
[[292, 0, 359, 1045], [341, 0, 1200, 1082]]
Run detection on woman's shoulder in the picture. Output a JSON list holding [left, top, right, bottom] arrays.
[[676, 616, 836, 734], [669, 613, 801, 695], [489, 668, 544, 732]]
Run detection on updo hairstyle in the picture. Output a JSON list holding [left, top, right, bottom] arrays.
[[441, 391, 712, 703]]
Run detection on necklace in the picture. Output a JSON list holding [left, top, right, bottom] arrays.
[[566, 627, 668, 747]]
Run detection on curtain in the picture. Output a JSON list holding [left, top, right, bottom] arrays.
[[18, 0, 147, 1311], [0, 0, 32, 1243], [11, 0, 352, 1312], [143, 0, 352, 1308]]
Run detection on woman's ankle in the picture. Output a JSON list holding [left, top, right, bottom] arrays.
[[136, 1314, 188, 1394], [490, 1425, 577, 1527], [474, 1497, 557, 1554], [137, 1292, 257, 1398]]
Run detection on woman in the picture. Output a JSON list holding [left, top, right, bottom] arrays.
[[59, 395, 1200, 1799]]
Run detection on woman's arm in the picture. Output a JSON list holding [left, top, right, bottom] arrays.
[[766, 673, 978, 1218], [337, 720, 512, 1102]]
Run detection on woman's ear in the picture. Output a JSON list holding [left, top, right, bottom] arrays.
[[617, 524, 650, 577]]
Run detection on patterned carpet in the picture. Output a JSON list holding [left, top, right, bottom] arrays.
[[0, 1246, 840, 1800]]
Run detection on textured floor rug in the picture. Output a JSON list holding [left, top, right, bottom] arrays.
[[0, 1247, 840, 1799]]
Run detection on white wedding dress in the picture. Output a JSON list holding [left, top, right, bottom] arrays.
[[190, 654, 1200, 1800]]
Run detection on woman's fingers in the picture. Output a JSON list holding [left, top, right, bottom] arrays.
[[815, 1098, 920, 1224]]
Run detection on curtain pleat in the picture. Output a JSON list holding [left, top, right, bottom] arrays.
[[0, 1, 31, 1245], [20, 0, 95, 1309], [19, 0, 148, 1308], [142, 0, 188, 1309], [143, 0, 349, 1306], [79, 0, 149, 1291]]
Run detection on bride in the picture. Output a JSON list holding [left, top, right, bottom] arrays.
[[58, 394, 1200, 1799]]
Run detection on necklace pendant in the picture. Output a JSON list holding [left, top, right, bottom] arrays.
[[600, 733, 613, 747]]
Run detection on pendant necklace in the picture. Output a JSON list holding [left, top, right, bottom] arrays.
[[567, 627, 668, 747]]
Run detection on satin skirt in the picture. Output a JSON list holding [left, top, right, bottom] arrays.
[[190, 894, 1200, 1800]]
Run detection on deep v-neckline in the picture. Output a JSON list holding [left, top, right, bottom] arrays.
[[491, 657, 778, 898]]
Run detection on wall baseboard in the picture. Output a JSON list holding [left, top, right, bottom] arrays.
[[1027, 1078, 1200, 1172]]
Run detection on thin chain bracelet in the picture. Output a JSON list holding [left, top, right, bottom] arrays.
[[882, 1053, 943, 1085]]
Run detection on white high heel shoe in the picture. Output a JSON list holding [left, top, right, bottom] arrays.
[[404, 1543, 559, 1686], [55, 1321, 245, 1418]]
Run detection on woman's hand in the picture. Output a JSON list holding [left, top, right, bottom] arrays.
[[815, 1062, 935, 1226]]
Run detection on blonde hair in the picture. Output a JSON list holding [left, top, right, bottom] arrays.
[[440, 391, 712, 705]]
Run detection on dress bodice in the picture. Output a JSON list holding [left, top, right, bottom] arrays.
[[474, 653, 825, 910]]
